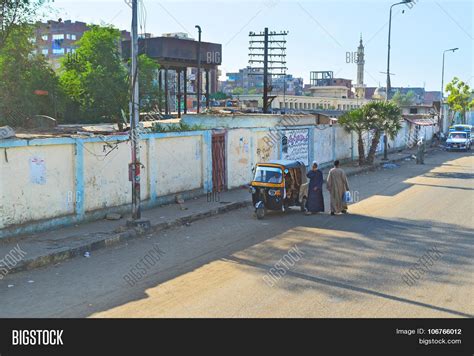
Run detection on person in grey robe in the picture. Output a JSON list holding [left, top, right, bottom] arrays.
[[326, 160, 349, 215]]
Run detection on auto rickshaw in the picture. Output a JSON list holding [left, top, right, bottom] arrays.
[[249, 160, 309, 219]]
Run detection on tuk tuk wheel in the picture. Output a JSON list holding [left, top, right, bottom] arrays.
[[256, 206, 265, 220], [300, 197, 307, 212]]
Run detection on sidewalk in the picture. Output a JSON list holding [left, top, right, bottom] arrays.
[[0, 146, 433, 275]]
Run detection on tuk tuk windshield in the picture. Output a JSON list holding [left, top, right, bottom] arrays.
[[253, 166, 283, 184]]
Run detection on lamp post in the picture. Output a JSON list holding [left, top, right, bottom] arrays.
[[383, 0, 412, 160], [440, 47, 459, 132], [386, 0, 412, 101], [195, 25, 202, 114]]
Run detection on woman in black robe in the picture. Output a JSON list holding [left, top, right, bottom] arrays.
[[305, 162, 325, 215]]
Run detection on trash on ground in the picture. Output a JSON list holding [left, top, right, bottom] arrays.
[[8, 284, 14, 288], [106, 213, 122, 220], [0, 126, 15, 139], [28, 280, 34, 283], [382, 163, 400, 169], [175, 194, 185, 204], [84, 252, 90, 258]]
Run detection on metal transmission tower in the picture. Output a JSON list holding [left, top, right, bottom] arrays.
[[248, 28, 288, 113]]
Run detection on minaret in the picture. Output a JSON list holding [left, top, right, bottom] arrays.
[[355, 34, 366, 99]]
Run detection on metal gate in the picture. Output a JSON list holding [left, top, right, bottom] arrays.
[[212, 133, 226, 192]]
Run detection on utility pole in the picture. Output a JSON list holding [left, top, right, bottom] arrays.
[[440, 48, 459, 132], [127, 0, 149, 229], [249, 28, 288, 114], [195, 25, 202, 114], [262, 27, 269, 113]]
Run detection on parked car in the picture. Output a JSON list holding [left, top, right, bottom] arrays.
[[445, 131, 471, 151], [448, 124, 473, 140]]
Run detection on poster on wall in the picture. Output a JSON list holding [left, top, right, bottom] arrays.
[[29, 156, 46, 185], [281, 129, 309, 166]]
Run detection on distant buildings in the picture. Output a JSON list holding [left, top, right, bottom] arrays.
[[365, 87, 441, 105], [271, 75, 304, 96], [219, 67, 303, 96], [219, 67, 264, 95], [308, 71, 353, 98], [33, 20, 131, 69]]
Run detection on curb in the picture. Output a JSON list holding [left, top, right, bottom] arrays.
[[3, 150, 428, 276], [5, 200, 252, 276]]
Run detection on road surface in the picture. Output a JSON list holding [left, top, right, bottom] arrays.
[[0, 149, 473, 317]]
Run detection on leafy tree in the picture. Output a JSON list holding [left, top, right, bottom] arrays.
[[232, 87, 244, 96], [137, 54, 162, 113], [365, 101, 402, 164], [60, 25, 128, 123], [0, 24, 62, 125], [248, 88, 257, 95], [0, 0, 49, 49], [338, 108, 367, 166], [210, 91, 227, 100], [391, 90, 415, 107], [445, 77, 474, 125]]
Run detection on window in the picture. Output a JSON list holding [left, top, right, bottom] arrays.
[[66, 34, 70, 40], [41, 34, 48, 41], [52, 48, 65, 55], [410, 108, 418, 114], [42, 49, 48, 55], [52, 34, 64, 40]]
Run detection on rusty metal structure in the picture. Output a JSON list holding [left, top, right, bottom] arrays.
[[122, 36, 222, 117], [248, 28, 288, 113]]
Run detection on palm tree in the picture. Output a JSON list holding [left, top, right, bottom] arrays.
[[365, 101, 402, 164], [338, 108, 367, 166]]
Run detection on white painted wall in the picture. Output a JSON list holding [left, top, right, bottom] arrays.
[[155, 136, 204, 196], [1, 119, 429, 233], [314, 126, 334, 164], [0, 144, 75, 228]]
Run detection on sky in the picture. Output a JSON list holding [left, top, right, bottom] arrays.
[[49, 0, 473, 91]]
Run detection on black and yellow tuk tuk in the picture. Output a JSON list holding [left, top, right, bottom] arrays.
[[249, 160, 308, 219]]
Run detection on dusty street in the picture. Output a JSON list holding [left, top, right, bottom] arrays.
[[1, 149, 472, 318]]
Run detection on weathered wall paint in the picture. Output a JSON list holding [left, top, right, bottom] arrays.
[[0, 144, 75, 228], [155, 135, 203, 196], [0, 120, 429, 237], [83, 140, 150, 212], [313, 126, 333, 165]]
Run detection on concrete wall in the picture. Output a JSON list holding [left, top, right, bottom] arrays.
[[0, 119, 428, 238], [0, 131, 212, 238]]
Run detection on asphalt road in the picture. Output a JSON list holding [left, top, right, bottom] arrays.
[[1, 149, 473, 318]]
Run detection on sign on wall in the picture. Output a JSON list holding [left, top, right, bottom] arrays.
[[281, 129, 309, 165], [29, 156, 46, 185]]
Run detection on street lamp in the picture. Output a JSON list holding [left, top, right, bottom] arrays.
[[440, 47, 459, 132], [386, 0, 412, 101], [195, 25, 202, 114], [383, 0, 412, 161]]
